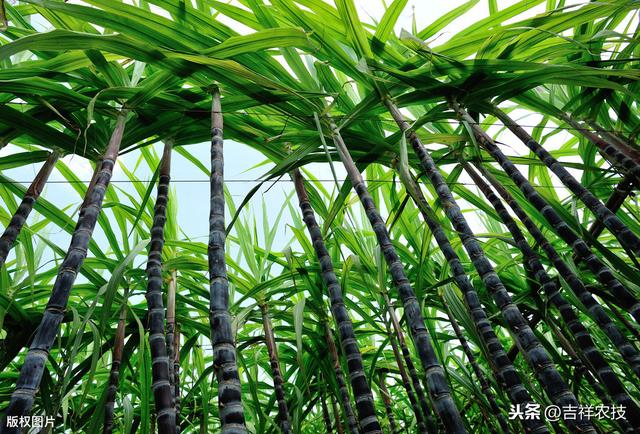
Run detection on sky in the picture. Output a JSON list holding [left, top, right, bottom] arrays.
[[0, 0, 601, 266]]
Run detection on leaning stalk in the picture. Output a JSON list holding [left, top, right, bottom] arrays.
[[453, 101, 640, 325], [292, 168, 381, 433], [382, 312, 428, 434], [398, 147, 546, 432], [328, 118, 466, 433], [584, 174, 635, 248], [260, 302, 293, 434], [386, 98, 593, 433], [0, 150, 59, 267], [395, 166, 541, 433], [0, 113, 127, 431], [465, 162, 640, 430], [559, 113, 640, 184], [382, 292, 433, 426], [208, 88, 246, 433], [476, 164, 640, 380], [493, 108, 640, 257], [441, 300, 512, 434]]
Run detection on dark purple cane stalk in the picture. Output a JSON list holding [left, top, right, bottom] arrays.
[[174, 324, 181, 433], [492, 108, 640, 258], [0, 113, 127, 433], [208, 88, 246, 433], [378, 372, 399, 434], [260, 302, 292, 434], [145, 141, 176, 434], [584, 174, 634, 249], [386, 98, 594, 434], [395, 166, 544, 434], [441, 300, 513, 434], [558, 112, 640, 184], [104, 290, 129, 434], [0, 150, 58, 267], [166, 270, 177, 411], [328, 118, 467, 433], [323, 321, 359, 434], [465, 162, 640, 431], [383, 312, 428, 433], [331, 394, 345, 434], [382, 292, 434, 427], [475, 164, 640, 379], [292, 168, 381, 433], [452, 101, 640, 325], [321, 386, 334, 434], [585, 120, 640, 164]]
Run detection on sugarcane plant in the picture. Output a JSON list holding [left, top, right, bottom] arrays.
[[208, 88, 246, 433], [1, 113, 128, 433], [259, 301, 292, 434], [1, 0, 640, 433], [463, 161, 640, 431], [0, 150, 58, 267], [103, 287, 130, 434], [144, 140, 176, 434], [292, 167, 381, 434]]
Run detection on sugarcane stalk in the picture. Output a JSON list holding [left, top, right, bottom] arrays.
[[386, 98, 593, 433], [378, 372, 399, 434], [322, 386, 334, 434], [393, 158, 541, 433], [208, 88, 246, 433], [441, 300, 512, 434], [382, 292, 434, 426], [0, 150, 59, 267], [292, 168, 381, 433], [558, 112, 640, 184], [585, 120, 640, 163], [493, 108, 640, 258], [80, 157, 104, 211], [323, 321, 359, 434], [382, 312, 428, 433], [331, 393, 345, 434], [465, 162, 640, 431], [0, 113, 127, 432], [584, 174, 635, 248], [260, 302, 293, 434], [174, 324, 181, 434], [103, 288, 130, 434], [476, 164, 640, 380], [327, 117, 466, 433], [545, 316, 628, 431], [145, 140, 176, 434], [453, 101, 640, 326], [602, 298, 640, 341], [166, 270, 177, 408]]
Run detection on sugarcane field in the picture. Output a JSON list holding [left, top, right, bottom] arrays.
[[1, 0, 640, 433]]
